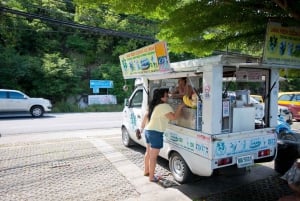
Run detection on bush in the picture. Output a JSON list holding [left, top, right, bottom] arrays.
[[84, 104, 123, 112], [52, 102, 123, 113]]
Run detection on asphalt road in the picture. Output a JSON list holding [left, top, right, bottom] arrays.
[[1, 112, 299, 135], [0, 112, 122, 135]]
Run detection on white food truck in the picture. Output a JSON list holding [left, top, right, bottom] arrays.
[[119, 42, 284, 183]]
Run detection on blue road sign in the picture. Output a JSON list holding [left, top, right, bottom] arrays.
[[90, 80, 114, 88]]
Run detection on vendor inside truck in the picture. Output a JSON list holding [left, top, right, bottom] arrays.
[[170, 77, 193, 98]]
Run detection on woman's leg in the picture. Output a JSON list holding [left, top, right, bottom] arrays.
[[149, 147, 160, 181], [144, 144, 150, 175]]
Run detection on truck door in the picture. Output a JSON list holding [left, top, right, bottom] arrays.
[[125, 88, 144, 135]]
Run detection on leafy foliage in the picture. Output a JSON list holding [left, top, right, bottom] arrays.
[[0, 0, 157, 107], [75, 0, 300, 56]]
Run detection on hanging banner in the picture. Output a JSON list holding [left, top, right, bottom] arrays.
[[119, 41, 171, 79], [262, 22, 300, 67]]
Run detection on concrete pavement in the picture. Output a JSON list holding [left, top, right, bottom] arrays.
[[0, 128, 191, 201], [1, 128, 296, 201]]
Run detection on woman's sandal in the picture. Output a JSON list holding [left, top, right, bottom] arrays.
[[144, 172, 149, 176], [150, 175, 161, 183]]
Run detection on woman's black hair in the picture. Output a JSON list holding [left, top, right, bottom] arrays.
[[148, 88, 169, 120]]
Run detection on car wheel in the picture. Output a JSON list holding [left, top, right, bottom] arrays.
[[169, 152, 192, 184], [121, 127, 134, 147], [275, 142, 299, 175], [275, 133, 300, 174], [277, 129, 289, 140], [281, 133, 300, 154], [30, 106, 44, 117]]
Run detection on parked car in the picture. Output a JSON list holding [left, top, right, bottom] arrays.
[[0, 89, 52, 117], [250, 94, 292, 124], [226, 92, 264, 121], [278, 92, 300, 121], [250, 95, 264, 103]]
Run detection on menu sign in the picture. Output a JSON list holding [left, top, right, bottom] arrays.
[[263, 22, 300, 67], [119, 41, 171, 79]]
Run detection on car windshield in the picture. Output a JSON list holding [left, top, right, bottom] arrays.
[[250, 97, 259, 104]]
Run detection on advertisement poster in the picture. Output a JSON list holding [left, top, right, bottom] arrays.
[[222, 101, 230, 117], [263, 22, 300, 67], [119, 41, 171, 79]]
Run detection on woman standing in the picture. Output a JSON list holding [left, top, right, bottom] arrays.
[[140, 88, 185, 182]]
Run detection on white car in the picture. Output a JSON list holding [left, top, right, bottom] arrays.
[[250, 97, 293, 125], [0, 89, 52, 117], [226, 91, 265, 120], [226, 91, 292, 125]]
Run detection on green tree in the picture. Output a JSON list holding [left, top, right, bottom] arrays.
[[74, 0, 300, 57], [0, 0, 157, 106], [40, 53, 84, 103]]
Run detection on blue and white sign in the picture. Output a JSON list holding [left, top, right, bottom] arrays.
[[92, 88, 100, 93], [88, 95, 117, 105], [90, 80, 114, 88]]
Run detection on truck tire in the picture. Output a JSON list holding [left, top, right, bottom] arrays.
[[169, 152, 192, 184], [121, 127, 134, 147]]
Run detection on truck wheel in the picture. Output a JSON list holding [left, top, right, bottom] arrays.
[[169, 152, 191, 184], [121, 127, 134, 147], [30, 106, 44, 117]]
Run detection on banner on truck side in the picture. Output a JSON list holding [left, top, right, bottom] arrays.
[[263, 22, 300, 67], [119, 41, 171, 79]]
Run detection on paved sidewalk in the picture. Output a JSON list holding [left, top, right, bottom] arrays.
[[0, 129, 191, 201]]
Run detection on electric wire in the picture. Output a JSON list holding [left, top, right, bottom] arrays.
[[0, 25, 94, 35], [0, 6, 157, 41], [2, 0, 158, 37]]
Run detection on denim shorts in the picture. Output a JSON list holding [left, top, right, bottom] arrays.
[[145, 130, 163, 149]]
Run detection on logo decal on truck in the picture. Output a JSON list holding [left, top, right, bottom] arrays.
[[249, 138, 261, 149], [130, 112, 137, 130], [216, 142, 226, 156], [214, 136, 275, 157], [165, 131, 209, 157]]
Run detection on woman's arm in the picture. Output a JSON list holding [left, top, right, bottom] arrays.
[[165, 103, 185, 120], [140, 111, 149, 132]]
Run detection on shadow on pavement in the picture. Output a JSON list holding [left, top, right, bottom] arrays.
[[118, 140, 294, 201], [0, 114, 55, 120]]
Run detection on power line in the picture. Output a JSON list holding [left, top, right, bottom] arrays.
[[0, 25, 94, 35], [18, 1, 156, 26], [0, 6, 157, 42]]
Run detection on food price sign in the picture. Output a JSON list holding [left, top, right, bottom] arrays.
[[119, 41, 171, 79]]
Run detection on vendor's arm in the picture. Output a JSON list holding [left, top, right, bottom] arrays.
[[185, 84, 193, 98]]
